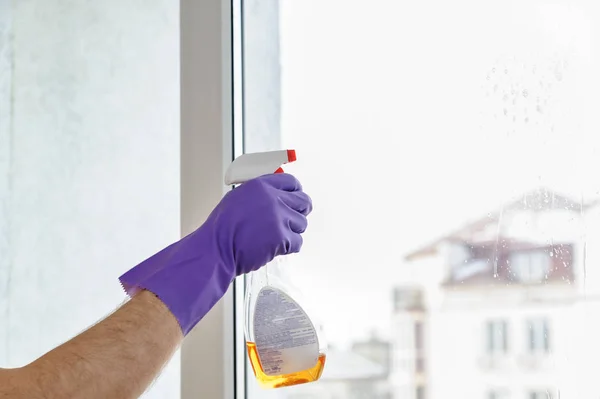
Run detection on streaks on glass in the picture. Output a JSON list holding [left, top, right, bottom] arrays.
[[580, 192, 587, 293], [493, 205, 504, 278]]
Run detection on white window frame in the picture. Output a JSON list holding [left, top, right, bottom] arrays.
[[180, 0, 282, 396], [179, 0, 245, 397]]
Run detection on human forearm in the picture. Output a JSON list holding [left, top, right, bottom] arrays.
[[2, 290, 182, 399], [0, 173, 312, 399]]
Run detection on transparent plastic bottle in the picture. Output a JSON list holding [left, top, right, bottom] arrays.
[[224, 150, 327, 389], [244, 256, 327, 389]]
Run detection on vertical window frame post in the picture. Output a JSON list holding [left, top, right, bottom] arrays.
[[179, 0, 240, 397]]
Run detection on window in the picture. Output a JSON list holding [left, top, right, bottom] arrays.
[[238, 0, 600, 397], [527, 319, 550, 354], [486, 321, 508, 355], [415, 322, 424, 351], [394, 287, 424, 311], [530, 391, 552, 399], [488, 391, 508, 399], [415, 321, 425, 372], [1, 1, 180, 397], [510, 251, 551, 283]]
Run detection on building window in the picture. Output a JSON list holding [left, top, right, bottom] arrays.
[[416, 386, 425, 399], [415, 321, 425, 372], [394, 287, 424, 311], [415, 322, 424, 351], [530, 391, 553, 399], [510, 250, 551, 283], [486, 320, 508, 354], [527, 319, 550, 354], [488, 390, 509, 399]]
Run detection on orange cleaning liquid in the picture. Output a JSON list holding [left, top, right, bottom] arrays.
[[246, 342, 326, 389]]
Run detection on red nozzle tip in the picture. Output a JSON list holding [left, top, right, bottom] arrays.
[[274, 167, 284, 174], [287, 149, 297, 163]]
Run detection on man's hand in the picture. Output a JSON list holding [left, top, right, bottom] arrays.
[[120, 173, 313, 335], [0, 173, 313, 399], [0, 291, 182, 399]]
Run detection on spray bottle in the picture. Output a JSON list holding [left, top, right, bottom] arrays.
[[225, 150, 327, 389]]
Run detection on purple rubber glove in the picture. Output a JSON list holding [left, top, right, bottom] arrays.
[[119, 173, 312, 335]]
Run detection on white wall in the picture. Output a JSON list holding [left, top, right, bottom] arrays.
[[428, 293, 570, 399], [0, 1, 180, 397]]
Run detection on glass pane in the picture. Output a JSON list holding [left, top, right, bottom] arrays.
[[0, 1, 180, 397], [241, 0, 599, 398]]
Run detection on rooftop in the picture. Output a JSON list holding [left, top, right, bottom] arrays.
[[405, 188, 597, 261]]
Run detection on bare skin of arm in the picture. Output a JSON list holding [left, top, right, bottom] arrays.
[[0, 290, 183, 399]]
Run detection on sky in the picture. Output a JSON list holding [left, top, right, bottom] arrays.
[[268, 0, 600, 348]]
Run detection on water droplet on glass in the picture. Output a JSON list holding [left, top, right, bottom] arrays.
[[504, 68, 508, 74], [537, 105, 543, 113], [555, 71, 563, 81], [492, 67, 496, 73], [522, 89, 529, 98], [494, 84, 498, 92], [503, 108, 508, 116], [486, 75, 491, 81], [513, 116, 516, 122], [503, 94, 508, 102], [524, 117, 529, 123]]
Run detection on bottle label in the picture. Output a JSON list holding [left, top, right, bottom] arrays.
[[253, 286, 319, 376]]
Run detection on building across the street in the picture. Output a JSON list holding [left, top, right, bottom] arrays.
[[390, 188, 600, 399]]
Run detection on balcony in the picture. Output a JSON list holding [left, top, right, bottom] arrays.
[[478, 354, 511, 371], [517, 353, 552, 371]]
